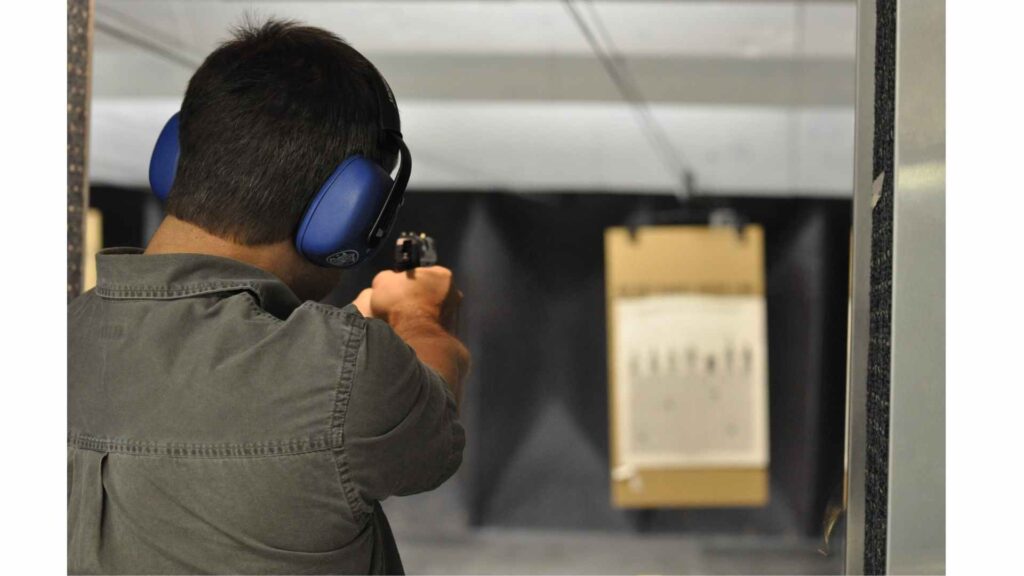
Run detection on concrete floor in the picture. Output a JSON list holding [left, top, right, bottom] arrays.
[[382, 483, 844, 575], [393, 528, 843, 575]]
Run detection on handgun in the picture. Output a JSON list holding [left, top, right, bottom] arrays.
[[394, 232, 438, 272]]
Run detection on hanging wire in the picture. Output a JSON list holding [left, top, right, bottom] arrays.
[[94, 4, 202, 70], [95, 21, 200, 70], [563, 0, 696, 199]]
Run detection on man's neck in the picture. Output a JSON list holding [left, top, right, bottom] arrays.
[[145, 216, 301, 287]]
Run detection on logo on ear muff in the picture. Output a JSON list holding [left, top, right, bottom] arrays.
[[326, 250, 361, 267]]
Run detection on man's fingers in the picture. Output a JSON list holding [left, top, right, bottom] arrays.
[[370, 266, 458, 323], [353, 288, 374, 318]]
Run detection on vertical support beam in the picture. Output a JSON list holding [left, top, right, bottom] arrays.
[[67, 0, 93, 302], [847, 0, 945, 574]]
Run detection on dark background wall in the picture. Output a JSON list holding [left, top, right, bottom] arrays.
[[90, 187, 851, 538]]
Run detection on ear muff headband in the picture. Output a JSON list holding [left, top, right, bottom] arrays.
[[372, 63, 401, 135], [365, 135, 410, 250]]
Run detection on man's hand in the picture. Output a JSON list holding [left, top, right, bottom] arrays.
[[369, 267, 462, 333], [352, 267, 469, 406]]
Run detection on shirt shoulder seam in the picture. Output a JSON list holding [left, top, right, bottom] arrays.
[[95, 281, 259, 299]]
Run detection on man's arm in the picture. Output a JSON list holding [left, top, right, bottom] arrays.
[[353, 266, 469, 407], [385, 308, 468, 407], [344, 267, 469, 500]]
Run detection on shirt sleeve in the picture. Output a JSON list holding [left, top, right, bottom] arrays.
[[342, 317, 465, 502]]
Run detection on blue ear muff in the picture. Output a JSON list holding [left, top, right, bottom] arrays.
[[295, 156, 394, 268], [149, 113, 181, 202]]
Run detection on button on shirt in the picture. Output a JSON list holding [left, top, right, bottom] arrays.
[[68, 248, 464, 574]]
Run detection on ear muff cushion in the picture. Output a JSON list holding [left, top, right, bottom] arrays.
[[296, 156, 394, 268], [149, 113, 181, 202]]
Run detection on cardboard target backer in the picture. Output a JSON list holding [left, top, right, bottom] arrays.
[[605, 225, 769, 508]]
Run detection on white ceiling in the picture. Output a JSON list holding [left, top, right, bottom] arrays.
[[90, 0, 857, 196]]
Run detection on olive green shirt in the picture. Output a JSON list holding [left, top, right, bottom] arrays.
[[68, 248, 464, 574]]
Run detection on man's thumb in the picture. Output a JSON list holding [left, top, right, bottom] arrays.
[[353, 288, 374, 318]]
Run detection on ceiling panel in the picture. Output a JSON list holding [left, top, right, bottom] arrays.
[[96, 1, 854, 58], [90, 0, 857, 196]]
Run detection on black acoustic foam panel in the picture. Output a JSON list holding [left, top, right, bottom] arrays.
[[865, 0, 897, 573]]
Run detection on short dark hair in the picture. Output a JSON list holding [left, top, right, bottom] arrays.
[[166, 19, 397, 245]]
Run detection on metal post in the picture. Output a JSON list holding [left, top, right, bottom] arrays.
[[885, 1, 945, 572], [67, 0, 93, 302], [844, 0, 877, 571], [846, 1, 945, 573]]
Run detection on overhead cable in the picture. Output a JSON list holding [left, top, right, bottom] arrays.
[[563, 0, 696, 198]]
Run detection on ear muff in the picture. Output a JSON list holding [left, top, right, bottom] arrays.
[[295, 156, 394, 268], [149, 113, 181, 202]]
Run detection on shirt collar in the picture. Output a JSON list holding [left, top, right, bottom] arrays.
[[94, 247, 303, 319]]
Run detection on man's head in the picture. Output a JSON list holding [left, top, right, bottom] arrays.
[[160, 19, 398, 299]]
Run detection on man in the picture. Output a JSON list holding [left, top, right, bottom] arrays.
[[68, 20, 469, 574]]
